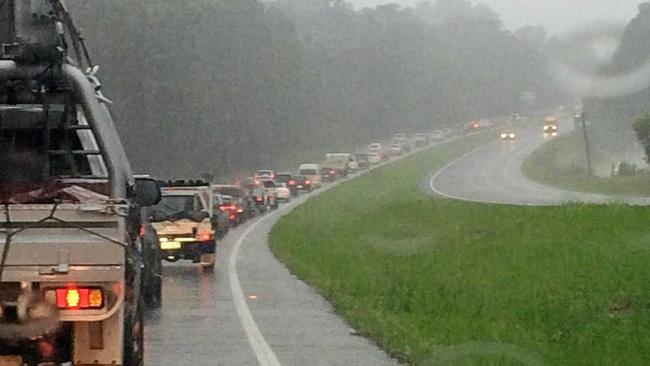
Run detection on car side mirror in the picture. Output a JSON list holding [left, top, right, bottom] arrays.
[[134, 177, 162, 207]]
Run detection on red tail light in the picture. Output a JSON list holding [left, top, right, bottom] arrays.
[[53, 287, 104, 309], [328, 170, 335, 176], [219, 204, 237, 212], [288, 179, 296, 186], [138, 225, 145, 237], [255, 196, 263, 202], [229, 214, 236, 220], [195, 232, 213, 241], [304, 179, 311, 185]]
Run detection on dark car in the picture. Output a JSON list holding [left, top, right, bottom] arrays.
[[294, 175, 313, 191], [212, 193, 232, 235], [354, 153, 370, 170], [276, 172, 299, 197], [213, 185, 252, 223]]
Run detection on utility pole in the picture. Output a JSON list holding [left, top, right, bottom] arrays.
[[575, 111, 593, 176]]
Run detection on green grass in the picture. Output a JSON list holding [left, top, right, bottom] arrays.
[[270, 133, 650, 365], [523, 133, 650, 197]]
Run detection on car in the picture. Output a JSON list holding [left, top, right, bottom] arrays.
[[298, 163, 322, 189], [255, 169, 276, 182], [321, 166, 337, 182], [276, 172, 299, 196], [211, 193, 232, 237], [262, 180, 280, 209], [275, 182, 292, 201], [213, 184, 251, 223], [414, 133, 429, 147], [543, 116, 559, 135], [150, 185, 216, 269], [219, 195, 241, 226], [354, 153, 370, 170], [500, 130, 516, 140], [294, 175, 313, 191], [430, 130, 446, 142], [324, 153, 354, 177], [368, 142, 384, 159], [367, 152, 382, 165], [392, 135, 411, 152], [388, 143, 404, 156]]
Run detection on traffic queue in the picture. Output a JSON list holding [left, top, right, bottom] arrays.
[[145, 129, 457, 271]]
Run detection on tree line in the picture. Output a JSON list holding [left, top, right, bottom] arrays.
[[68, 0, 561, 179]]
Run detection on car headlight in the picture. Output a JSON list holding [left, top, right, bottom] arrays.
[[543, 126, 549, 131], [500, 133, 507, 138], [509, 133, 516, 138]]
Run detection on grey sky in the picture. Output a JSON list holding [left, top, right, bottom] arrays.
[[350, 0, 647, 34]]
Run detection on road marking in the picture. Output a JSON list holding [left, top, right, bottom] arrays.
[[227, 134, 464, 366], [228, 211, 284, 366], [427, 142, 512, 205]]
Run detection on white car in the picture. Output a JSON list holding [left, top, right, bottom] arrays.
[[388, 144, 403, 156], [367, 152, 382, 165], [275, 182, 291, 201], [430, 130, 446, 142]]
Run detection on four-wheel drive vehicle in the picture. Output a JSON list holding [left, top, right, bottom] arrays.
[[212, 185, 250, 223], [543, 116, 559, 134], [0, 3, 163, 364], [298, 164, 322, 188], [414, 133, 429, 147], [324, 153, 353, 177], [150, 186, 216, 269]]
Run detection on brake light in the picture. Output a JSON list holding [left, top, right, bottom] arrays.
[[255, 196, 263, 202], [219, 204, 237, 212], [195, 232, 213, 242], [328, 169, 335, 176], [237, 207, 244, 213], [304, 179, 311, 185], [53, 287, 104, 309], [138, 225, 145, 237], [229, 214, 236, 220], [288, 179, 296, 186]]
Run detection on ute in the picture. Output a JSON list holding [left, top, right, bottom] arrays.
[[150, 182, 216, 269], [0, 2, 161, 365]]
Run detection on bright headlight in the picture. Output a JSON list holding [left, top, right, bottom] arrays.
[[509, 133, 516, 138], [500, 133, 507, 138]]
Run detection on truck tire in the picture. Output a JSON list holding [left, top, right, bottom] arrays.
[[123, 297, 144, 366]]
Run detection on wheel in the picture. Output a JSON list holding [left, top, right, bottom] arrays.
[[123, 297, 144, 366], [200, 253, 215, 271]]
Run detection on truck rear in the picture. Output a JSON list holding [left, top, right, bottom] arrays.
[[0, 2, 160, 364]]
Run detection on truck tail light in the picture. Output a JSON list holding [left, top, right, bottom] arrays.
[[52, 287, 104, 309], [195, 232, 213, 242]]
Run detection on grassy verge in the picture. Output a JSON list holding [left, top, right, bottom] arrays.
[[270, 133, 650, 365], [523, 133, 650, 196]]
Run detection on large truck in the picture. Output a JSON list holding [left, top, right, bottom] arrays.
[[0, 2, 161, 365], [322, 153, 354, 179]]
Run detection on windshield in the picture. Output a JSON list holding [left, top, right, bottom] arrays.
[[299, 169, 317, 175], [215, 187, 242, 197], [153, 195, 196, 214]]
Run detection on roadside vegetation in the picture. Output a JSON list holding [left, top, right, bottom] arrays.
[[270, 134, 650, 365], [523, 133, 650, 197]]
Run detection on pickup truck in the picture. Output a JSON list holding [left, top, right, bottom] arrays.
[[0, 3, 161, 364], [150, 185, 216, 269]]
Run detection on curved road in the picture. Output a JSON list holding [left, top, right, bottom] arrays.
[[429, 123, 650, 206], [144, 176, 401, 365]]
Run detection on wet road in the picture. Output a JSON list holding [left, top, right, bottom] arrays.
[[144, 179, 400, 365], [427, 123, 650, 206]]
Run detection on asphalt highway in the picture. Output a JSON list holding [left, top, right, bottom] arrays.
[[428, 124, 650, 206]]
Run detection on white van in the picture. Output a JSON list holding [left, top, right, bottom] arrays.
[[298, 163, 322, 188]]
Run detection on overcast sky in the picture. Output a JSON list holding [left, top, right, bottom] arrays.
[[350, 0, 647, 34]]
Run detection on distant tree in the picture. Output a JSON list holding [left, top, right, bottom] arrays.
[[634, 114, 650, 163]]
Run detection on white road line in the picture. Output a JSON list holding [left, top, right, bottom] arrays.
[[427, 142, 511, 205], [228, 211, 284, 366], [227, 133, 468, 366]]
